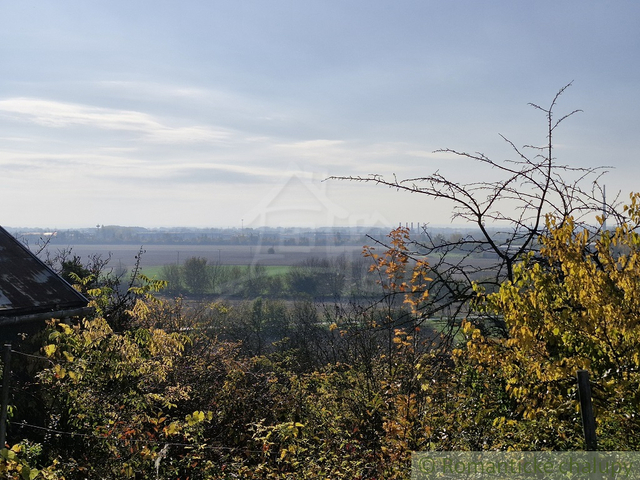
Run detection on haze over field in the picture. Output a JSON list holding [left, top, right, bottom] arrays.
[[51, 244, 367, 269], [1, 1, 639, 229]]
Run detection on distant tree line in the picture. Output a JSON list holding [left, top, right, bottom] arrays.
[[160, 254, 378, 300], [6, 86, 639, 479], [18, 225, 390, 247]]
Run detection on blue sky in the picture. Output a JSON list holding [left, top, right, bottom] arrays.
[[1, 1, 639, 229]]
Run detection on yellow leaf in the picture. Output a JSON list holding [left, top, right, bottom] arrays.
[[164, 422, 180, 435], [54, 365, 66, 379]]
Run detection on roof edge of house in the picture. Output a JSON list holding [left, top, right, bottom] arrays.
[[0, 225, 90, 307], [0, 306, 95, 327]]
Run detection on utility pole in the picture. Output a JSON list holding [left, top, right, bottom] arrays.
[[577, 369, 598, 451]]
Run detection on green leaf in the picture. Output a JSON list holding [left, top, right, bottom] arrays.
[[20, 465, 39, 480]]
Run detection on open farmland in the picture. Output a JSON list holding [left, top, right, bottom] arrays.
[[51, 243, 368, 269]]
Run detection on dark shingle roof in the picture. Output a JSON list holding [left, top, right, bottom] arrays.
[[0, 226, 89, 323]]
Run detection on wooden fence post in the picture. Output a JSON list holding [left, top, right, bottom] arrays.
[[577, 369, 597, 451], [0, 344, 12, 448]]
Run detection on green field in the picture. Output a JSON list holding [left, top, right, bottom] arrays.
[[141, 264, 292, 281]]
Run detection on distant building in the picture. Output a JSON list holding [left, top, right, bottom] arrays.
[[0, 226, 91, 341]]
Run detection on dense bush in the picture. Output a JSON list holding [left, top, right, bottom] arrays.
[[4, 197, 640, 477]]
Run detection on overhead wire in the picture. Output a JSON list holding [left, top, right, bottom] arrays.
[[14, 421, 258, 452]]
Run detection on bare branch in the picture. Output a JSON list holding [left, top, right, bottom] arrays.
[[329, 83, 624, 338]]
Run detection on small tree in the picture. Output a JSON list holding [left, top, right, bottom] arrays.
[[161, 263, 183, 294], [208, 261, 224, 293], [455, 194, 640, 449], [182, 256, 210, 295]]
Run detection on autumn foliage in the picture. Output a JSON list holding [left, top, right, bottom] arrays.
[[3, 196, 640, 478]]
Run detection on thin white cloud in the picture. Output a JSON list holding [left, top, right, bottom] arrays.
[[0, 97, 233, 144], [156, 161, 285, 179], [95, 81, 210, 99], [143, 125, 231, 144], [93, 80, 296, 126], [267, 138, 443, 176], [0, 150, 141, 167], [274, 139, 346, 150]]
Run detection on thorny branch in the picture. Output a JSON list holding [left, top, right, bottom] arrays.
[[329, 83, 622, 340]]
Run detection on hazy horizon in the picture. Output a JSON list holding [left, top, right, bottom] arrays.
[[2, 1, 639, 229]]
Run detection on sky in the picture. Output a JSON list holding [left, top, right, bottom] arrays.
[[1, 1, 639, 229]]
